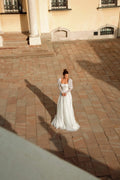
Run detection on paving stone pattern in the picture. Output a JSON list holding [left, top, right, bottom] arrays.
[[0, 35, 120, 180]]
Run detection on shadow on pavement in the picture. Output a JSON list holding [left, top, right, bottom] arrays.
[[38, 115, 120, 180], [24, 79, 57, 122], [0, 115, 17, 134], [77, 40, 120, 91], [24, 79, 120, 180]]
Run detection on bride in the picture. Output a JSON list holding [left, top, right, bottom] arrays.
[[51, 69, 80, 131]]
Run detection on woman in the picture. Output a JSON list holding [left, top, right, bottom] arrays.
[[51, 69, 80, 131]]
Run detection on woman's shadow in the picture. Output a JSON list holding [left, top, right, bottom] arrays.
[[24, 79, 57, 122]]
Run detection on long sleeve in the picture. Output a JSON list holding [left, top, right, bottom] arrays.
[[64, 78, 73, 94], [58, 78, 64, 94]]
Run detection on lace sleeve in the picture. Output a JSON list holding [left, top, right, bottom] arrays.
[[65, 79, 73, 94], [58, 78, 64, 94]]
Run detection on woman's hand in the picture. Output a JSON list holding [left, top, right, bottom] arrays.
[[62, 93, 67, 96]]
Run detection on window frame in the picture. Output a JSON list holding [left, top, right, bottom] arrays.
[[51, 0, 68, 10], [100, 26, 114, 35], [100, 0, 117, 7], [4, 0, 22, 13], [49, 0, 72, 11]]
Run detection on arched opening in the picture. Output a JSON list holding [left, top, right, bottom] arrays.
[[51, 27, 70, 41], [100, 26, 114, 35]]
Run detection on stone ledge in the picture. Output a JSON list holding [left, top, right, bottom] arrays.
[[0, 12, 27, 14], [48, 8, 72, 11], [97, 5, 120, 9], [29, 35, 41, 46], [0, 36, 3, 47], [0, 127, 99, 180]]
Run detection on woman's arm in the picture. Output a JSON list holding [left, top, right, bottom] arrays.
[[58, 78, 64, 94], [64, 79, 73, 94]]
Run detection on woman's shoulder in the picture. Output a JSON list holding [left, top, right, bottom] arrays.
[[69, 78, 72, 82], [58, 78, 61, 83], [58, 78, 61, 81]]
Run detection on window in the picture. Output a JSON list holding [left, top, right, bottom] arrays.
[[4, 0, 22, 13], [94, 32, 98, 36], [100, 27, 114, 35], [101, 0, 117, 7], [51, 0, 68, 10]]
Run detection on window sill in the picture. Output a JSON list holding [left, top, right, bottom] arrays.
[[97, 5, 120, 9], [0, 12, 27, 14], [100, 34, 114, 35], [49, 8, 72, 11]]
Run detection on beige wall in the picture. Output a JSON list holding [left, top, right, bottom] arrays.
[[0, 0, 120, 40], [38, 0, 120, 40], [38, 0, 49, 33], [36, 0, 41, 34], [1, 14, 28, 32], [0, 0, 29, 33], [47, 0, 120, 32]]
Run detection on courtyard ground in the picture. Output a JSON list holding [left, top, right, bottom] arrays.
[[0, 35, 120, 180]]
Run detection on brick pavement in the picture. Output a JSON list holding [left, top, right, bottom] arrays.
[[0, 37, 120, 180]]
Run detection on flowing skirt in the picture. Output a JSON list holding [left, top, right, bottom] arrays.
[[51, 92, 80, 131]]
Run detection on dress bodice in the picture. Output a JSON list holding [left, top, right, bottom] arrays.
[[58, 78, 73, 94], [61, 84, 69, 93]]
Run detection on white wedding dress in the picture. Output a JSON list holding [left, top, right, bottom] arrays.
[[51, 78, 80, 131]]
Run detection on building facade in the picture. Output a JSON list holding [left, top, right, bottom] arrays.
[[0, 0, 120, 46]]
